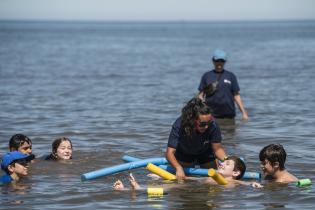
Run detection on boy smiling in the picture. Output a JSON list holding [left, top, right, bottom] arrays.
[[0, 151, 35, 184], [259, 144, 298, 183]]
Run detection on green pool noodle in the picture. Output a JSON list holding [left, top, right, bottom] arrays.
[[296, 179, 311, 187]]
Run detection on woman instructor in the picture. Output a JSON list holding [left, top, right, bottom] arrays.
[[166, 97, 228, 180]]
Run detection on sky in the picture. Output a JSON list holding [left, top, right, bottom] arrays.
[[0, 0, 315, 21]]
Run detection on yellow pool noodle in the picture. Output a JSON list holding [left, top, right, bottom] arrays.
[[146, 163, 176, 180], [208, 168, 228, 185], [147, 187, 164, 196]]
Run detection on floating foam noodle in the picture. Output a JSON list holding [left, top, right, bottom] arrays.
[[146, 163, 176, 180], [208, 168, 228, 185], [147, 188, 164, 196], [81, 157, 168, 181], [122, 155, 261, 180], [296, 178, 312, 187]]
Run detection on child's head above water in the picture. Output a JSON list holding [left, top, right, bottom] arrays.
[[1, 151, 35, 177], [47, 137, 73, 160], [259, 144, 286, 171], [9, 134, 33, 155], [217, 155, 246, 180]]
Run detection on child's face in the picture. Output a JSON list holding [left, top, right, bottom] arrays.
[[56, 141, 72, 160], [260, 159, 275, 176], [217, 159, 235, 177], [9, 162, 29, 176], [18, 142, 32, 155]]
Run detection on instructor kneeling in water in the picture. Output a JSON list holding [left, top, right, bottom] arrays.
[[166, 97, 227, 180]]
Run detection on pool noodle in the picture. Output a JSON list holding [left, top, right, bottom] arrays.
[[123, 155, 209, 176], [81, 157, 168, 181], [146, 163, 176, 180], [147, 188, 164, 196], [208, 168, 228, 185], [122, 155, 261, 180], [296, 178, 312, 187]]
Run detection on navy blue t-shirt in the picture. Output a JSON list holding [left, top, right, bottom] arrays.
[[0, 174, 13, 184], [167, 116, 222, 155], [198, 69, 240, 118]]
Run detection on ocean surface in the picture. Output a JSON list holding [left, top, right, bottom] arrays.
[[0, 20, 315, 209]]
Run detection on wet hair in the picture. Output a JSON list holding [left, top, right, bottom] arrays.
[[181, 97, 212, 137], [227, 156, 246, 180], [46, 137, 73, 161], [9, 134, 32, 151], [259, 144, 286, 170]]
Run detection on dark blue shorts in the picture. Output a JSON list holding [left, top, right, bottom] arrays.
[[175, 149, 215, 164]]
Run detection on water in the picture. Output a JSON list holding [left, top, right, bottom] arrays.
[[1, 20, 315, 209]]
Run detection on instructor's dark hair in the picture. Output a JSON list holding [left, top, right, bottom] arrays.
[[181, 97, 212, 137]]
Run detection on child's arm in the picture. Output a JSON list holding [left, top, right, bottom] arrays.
[[185, 176, 217, 184], [234, 180, 263, 188]]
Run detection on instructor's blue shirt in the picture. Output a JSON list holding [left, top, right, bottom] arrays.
[[198, 69, 240, 118], [167, 116, 222, 155]]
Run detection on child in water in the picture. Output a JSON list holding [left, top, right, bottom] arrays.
[[0, 151, 35, 184], [113, 156, 262, 190], [9, 134, 33, 155], [45, 137, 73, 161], [259, 144, 298, 183]]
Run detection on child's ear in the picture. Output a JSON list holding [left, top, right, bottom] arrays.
[[7, 164, 15, 173], [273, 162, 280, 169], [232, 170, 240, 178]]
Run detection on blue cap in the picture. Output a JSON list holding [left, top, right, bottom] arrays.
[[213, 49, 227, 61], [1, 151, 35, 170]]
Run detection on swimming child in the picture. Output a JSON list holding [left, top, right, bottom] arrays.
[[113, 156, 262, 190], [45, 137, 73, 161], [188, 156, 262, 187], [9, 134, 33, 155], [0, 151, 35, 184], [259, 144, 298, 183]]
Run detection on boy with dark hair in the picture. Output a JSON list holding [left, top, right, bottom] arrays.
[[0, 151, 35, 184], [259, 144, 297, 183], [9, 134, 33, 155]]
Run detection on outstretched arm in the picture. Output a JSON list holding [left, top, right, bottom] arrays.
[[234, 180, 263, 188]]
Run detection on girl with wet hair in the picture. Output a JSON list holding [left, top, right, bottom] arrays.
[[45, 137, 73, 161], [166, 97, 228, 180]]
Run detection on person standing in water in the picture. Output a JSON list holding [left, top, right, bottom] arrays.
[[198, 49, 248, 121]]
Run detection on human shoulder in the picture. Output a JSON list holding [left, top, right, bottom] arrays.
[[277, 171, 298, 183]]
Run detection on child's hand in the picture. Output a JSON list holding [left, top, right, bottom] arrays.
[[128, 173, 141, 190], [113, 180, 124, 190], [251, 182, 263, 188]]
